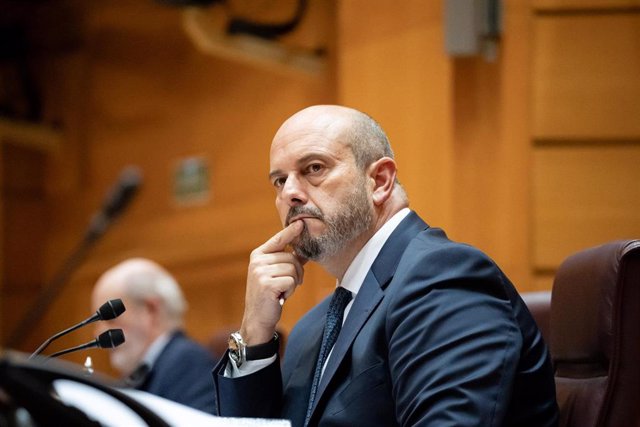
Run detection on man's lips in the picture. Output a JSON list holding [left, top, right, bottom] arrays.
[[288, 215, 319, 226]]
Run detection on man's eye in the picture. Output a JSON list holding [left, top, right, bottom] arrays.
[[307, 163, 323, 173], [272, 177, 286, 188]]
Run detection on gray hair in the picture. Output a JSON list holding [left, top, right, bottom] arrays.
[[122, 259, 187, 329], [344, 110, 407, 203], [345, 111, 395, 170]]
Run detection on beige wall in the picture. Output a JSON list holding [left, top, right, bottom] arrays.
[[338, 0, 534, 288], [530, 1, 640, 289]]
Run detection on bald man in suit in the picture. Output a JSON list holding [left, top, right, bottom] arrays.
[[212, 105, 558, 426]]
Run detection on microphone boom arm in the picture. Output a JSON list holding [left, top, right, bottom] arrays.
[[29, 316, 94, 360], [47, 341, 97, 359], [46, 329, 125, 360], [28, 299, 125, 359], [6, 166, 140, 350]]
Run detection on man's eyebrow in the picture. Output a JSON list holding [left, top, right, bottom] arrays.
[[268, 153, 329, 181], [268, 170, 283, 181], [296, 153, 327, 165]]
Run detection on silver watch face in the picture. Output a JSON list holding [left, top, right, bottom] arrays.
[[229, 350, 241, 364], [228, 332, 245, 365]]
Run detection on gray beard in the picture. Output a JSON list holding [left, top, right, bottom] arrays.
[[288, 182, 373, 262]]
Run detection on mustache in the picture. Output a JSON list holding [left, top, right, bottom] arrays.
[[286, 206, 324, 226]]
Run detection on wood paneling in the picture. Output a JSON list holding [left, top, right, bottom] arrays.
[[532, 274, 555, 293], [2, 0, 335, 352], [338, 0, 536, 290], [0, 147, 2, 341], [533, 0, 640, 10], [450, 0, 534, 290], [533, 14, 640, 139], [533, 144, 640, 269], [1, 145, 48, 347], [6, 0, 639, 361], [532, 7, 640, 283], [337, 0, 454, 231]]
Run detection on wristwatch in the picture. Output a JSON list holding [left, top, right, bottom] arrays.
[[228, 331, 279, 367]]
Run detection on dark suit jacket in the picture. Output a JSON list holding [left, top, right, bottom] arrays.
[[138, 331, 217, 414], [213, 212, 559, 426]]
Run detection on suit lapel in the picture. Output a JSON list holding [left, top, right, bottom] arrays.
[[309, 211, 429, 416]]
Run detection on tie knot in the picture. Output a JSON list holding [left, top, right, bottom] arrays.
[[330, 287, 352, 313], [325, 287, 352, 331]]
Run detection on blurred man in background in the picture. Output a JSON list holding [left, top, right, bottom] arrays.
[[91, 258, 216, 414]]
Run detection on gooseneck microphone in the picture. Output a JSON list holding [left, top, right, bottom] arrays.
[[29, 299, 126, 359], [84, 166, 142, 244], [92, 299, 126, 322], [7, 166, 142, 349], [47, 329, 126, 359]]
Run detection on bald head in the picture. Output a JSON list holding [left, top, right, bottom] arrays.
[[93, 258, 187, 331], [272, 105, 407, 210], [273, 105, 395, 172]]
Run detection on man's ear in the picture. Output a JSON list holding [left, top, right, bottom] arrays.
[[143, 297, 163, 323], [368, 157, 397, 206]]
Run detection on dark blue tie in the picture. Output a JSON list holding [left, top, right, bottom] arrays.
[[305, 286, 353, 426]]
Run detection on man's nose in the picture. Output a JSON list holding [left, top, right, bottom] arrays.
[[281, 175, 307, 206]]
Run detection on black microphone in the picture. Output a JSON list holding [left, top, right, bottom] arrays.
[[85, 166, 142, 243], [47, 329, 126, 359], [91, 299, 126, 323], [29, 299, 126, 359]]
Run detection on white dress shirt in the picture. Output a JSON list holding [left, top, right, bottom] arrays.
[[141, 331, 172, 370]]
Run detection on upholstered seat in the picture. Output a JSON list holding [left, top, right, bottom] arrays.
[[523, 240, 640, 427]]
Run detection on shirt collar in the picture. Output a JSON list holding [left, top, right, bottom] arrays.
[[339, 208, 411, 296], [141, 331, 173, 368]]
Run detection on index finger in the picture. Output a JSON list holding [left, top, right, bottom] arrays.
[[259, 220, 304, 255]]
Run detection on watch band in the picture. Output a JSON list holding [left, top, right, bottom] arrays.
[[245, 332, 279, 360], [229, 331, 279, 367]]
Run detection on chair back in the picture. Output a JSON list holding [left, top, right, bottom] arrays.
[[550, 240, 640, 427]]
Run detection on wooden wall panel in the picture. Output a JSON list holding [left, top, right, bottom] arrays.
[[337, 0, 454, 230], [450, 0, 534, 290], [337, 1, 536, 290], [533, 14, 640, 139], [8, 0, 638, 364], [533, 0, 640, 9], [3, 0, 335, 356], [0, 147, 3, 341], [1, 145, 47, 349], [532, 274, 555, 293], [533, 144, 640, 269]]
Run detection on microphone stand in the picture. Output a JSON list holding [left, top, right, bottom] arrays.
[[7, 234, 99, 350], [45, 329, 125, 360], [6, 166, 141, 350]]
